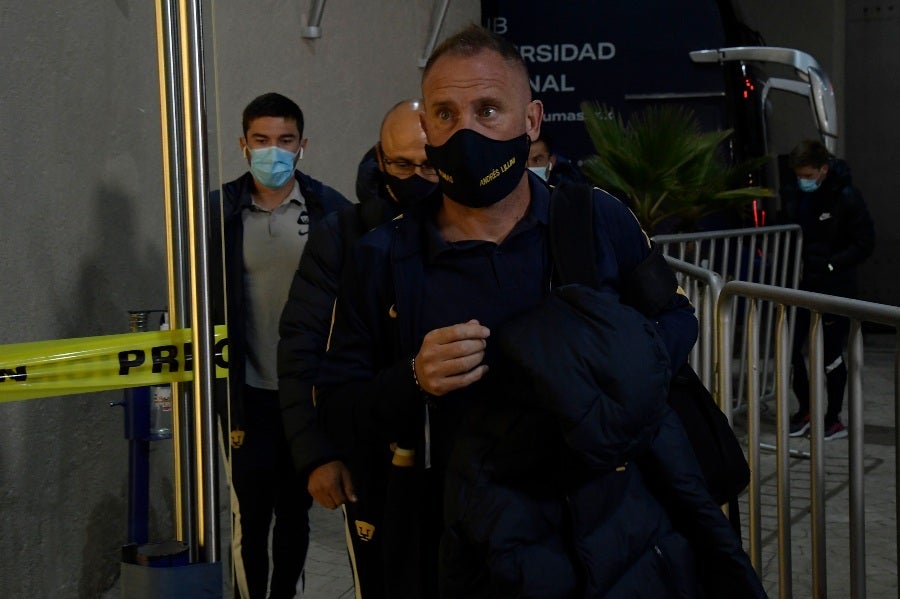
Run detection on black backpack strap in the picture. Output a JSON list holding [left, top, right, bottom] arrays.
[[621, 242, 679, 317], [549, 183, 599, 287], [551, 183, 677, 316]]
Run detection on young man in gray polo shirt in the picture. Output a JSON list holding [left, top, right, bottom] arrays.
[[211, 92, 350, 599]]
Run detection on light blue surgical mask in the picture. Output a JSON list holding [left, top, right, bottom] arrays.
[[797, 177, 821, 193], [246, 145, 302, 189], [528, 165, 550, 182]]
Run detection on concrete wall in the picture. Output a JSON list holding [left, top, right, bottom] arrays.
[[844, 0, 899, 304], [210, 1, 479, 198], [0, 3, 171, 597], [0, 1, 478, 597]]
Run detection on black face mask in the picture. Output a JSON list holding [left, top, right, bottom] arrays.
[[382, 172, 440, 210], [425, 129, 530, 208]]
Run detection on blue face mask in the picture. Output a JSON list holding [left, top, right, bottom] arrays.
[[528, 165, 550, 182], [797, 177, 821, 193], [246, 145, 301, 189]]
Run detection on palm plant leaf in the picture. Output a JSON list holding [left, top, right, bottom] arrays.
[[580, 101, 772, 235]]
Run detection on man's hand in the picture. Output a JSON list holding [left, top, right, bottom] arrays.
[[308, 460, 357, 509], [414, 319, 490, 396]]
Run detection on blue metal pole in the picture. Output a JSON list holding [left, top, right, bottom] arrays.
[[124, 385, 151, 546]]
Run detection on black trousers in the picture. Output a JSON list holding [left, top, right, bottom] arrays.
[[231, 386, 312, 599], [791, 309, 850, 424], [382, 464, 442, 599], [343, 451, 443, 599]]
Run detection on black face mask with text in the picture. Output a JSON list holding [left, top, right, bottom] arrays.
[[382, 172, 440, 211], [425, 129, 530, 208]]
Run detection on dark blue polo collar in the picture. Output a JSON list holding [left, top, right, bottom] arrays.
[[423, 174, 551, 262]]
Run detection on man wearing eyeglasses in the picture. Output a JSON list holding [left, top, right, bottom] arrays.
[[277, 99, 438, 598], [355, 101, 439, 210], [374, 101, 440, 209], [211, 92, 350, 599]]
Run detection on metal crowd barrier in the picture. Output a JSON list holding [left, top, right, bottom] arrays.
[[654, 225, 803, 411], [664, 257, 723, 389], [716, 280, 900, 599]]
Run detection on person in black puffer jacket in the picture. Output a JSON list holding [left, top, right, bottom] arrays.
[[780, 139, 875, 440], [277, 99, 440, 598]]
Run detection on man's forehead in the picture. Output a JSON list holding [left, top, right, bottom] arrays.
[[422, 50, 528, 104], [247, 116, 299, 135], [382, 128, 427, 157], [381, 110, 427, 153], [529, 140, 549, 154]]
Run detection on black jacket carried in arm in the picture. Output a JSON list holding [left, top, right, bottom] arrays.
[[780, 158, 875, 297], [443, 287, 764, 598], [437, 183, 763, 598], [209, 170, 350, 438], [442, 288, 690, 598]]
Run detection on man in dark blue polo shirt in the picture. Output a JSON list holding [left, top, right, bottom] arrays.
[[315, 25, 700, 598]]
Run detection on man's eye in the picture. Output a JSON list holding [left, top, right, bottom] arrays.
[[437, 109, 452, 121], [479, 107, 496, 118], [393, 161, 412, 169]]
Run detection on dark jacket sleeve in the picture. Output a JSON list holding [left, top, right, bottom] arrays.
[[495, 287, 672, 470], [315, 226, 423, 453], [209, 185, 246, 432], [208, 189, 226, 327], [591, 190, 699, 370], [830, 185, 875, 271], [277, 211, 346, 476], [320, 183, 353, 215], [639, 408, 767, 598]]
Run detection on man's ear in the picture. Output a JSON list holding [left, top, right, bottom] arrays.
[[375, 142, 386, 172], [526, 100, 543, 141], [239, 137, 249, 160], [419, 111, 435, 142]]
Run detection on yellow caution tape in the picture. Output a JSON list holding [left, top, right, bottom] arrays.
[[0, 326, 229, 403]]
